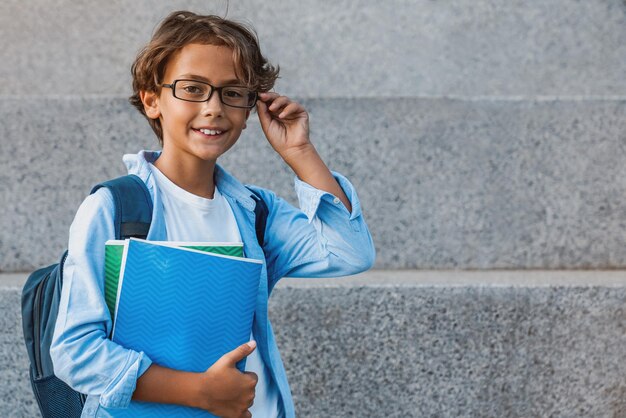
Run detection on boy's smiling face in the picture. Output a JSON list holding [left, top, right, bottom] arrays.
[[141, 43, 250, 164]]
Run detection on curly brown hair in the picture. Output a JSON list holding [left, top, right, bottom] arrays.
[[129, 10, 280, 144]]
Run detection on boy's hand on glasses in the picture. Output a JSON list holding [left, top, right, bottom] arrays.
[[256, 92, 313, 162], [194, 341, 258, 418]]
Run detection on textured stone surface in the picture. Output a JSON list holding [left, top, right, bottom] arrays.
[[3, 271, 626, 417], [272, 285, 626, 418], [2, 97, 626, 271], [1, 0, 625, 97]]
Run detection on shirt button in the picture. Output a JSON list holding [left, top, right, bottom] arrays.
[[333, 197, 341, 204]]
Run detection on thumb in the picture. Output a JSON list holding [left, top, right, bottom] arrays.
[[256, 100, 272, 133], [222, 340, 257, 366]]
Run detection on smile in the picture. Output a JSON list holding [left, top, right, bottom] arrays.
[[197, 128, 223, 136]]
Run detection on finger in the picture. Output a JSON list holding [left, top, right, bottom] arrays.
[[277, 102, 305, 119], [256, 99, 270, 120], [256, 100, 273, 131], [244, 371, 259, 385], [257, 91, 279, 102], [245, 390, 256, 408], [268, 96, 291, 113], [222, 341, 256, 366]]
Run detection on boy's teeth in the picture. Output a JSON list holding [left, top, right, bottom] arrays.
[[199, 129, 222, 135]]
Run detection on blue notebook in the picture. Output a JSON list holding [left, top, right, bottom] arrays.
[[105, 238, 262, 417]]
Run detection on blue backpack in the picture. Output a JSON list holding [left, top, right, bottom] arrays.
[[21, 174, 268, 418]]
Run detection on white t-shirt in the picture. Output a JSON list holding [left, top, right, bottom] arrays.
[[150, 164, 280, 417]]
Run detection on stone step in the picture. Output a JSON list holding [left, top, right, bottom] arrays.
[[4, 270, 626, 417], [1, 0, 624, 97], [2, 96, 626, 271]]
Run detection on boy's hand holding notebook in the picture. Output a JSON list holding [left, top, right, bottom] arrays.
[[103, 238, 262, 417]]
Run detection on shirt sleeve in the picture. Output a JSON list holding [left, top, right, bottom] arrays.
[[260, 171, 376, 289], [50, 188, 153, 409]]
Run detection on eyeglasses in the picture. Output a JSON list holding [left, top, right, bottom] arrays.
[[161, 79, 257, 109]]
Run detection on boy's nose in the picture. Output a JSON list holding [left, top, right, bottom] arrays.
[[201, 90, 224, 117]]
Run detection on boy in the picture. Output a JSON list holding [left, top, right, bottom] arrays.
[[51, 10, 375, 418]]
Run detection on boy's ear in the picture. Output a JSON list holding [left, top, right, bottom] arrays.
[[140, 90, 161, 119]]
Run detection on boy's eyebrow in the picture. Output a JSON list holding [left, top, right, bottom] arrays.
[[178, 74, 243, 85]]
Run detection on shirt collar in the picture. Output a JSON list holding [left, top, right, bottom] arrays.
[[124, 150, 257, 213]]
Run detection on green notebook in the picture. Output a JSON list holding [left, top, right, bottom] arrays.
[[104, 240, 244, 322]]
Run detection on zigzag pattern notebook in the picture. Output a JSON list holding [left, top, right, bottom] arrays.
[[104, 240, 244, 322], [105, 239, 262, 417]]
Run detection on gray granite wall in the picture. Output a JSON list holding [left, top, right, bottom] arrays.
[[2, 1, 626, 271], [1, 0, 624, 97], [4, 272, 626, 417], [2, 97, 626, 271]]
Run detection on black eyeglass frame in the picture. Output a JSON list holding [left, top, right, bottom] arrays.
[[161, 79, 258, 109]]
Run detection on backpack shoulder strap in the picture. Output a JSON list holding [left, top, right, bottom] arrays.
[[90, 174, 153, 240], [246, 187, 269, 248]]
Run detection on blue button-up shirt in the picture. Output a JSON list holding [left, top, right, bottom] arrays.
[[51, 150, 376, 417]]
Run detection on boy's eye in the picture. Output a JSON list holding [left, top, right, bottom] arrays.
[[179, 83, 208, 96], [223, 88, 246, 98]]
